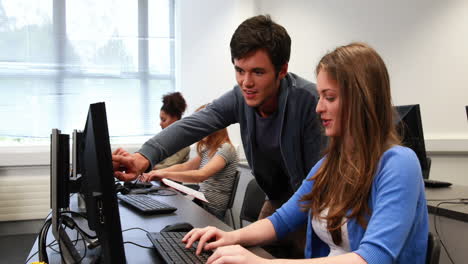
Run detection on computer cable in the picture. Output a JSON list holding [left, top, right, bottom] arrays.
[[49, 226, 80, 253], [60, 210, 88, 220], [120, 227, 155, 249], [57, 216, 87, 264], [122, 227, 151, 234], [38, 218, 52, 263], [433, 200, 468, 264], [123, 241, 154, 249], [25, 239, 59, 264], [59, 214, 97, 240]]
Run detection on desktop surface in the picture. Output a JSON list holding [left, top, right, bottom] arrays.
[[426, 184, 468, 223], [27, 191, 272, 263]]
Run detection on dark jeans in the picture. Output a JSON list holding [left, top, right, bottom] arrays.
[[258, 200, 307, 259]]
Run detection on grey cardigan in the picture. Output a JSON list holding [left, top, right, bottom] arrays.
[[138, 73, 324, 199]]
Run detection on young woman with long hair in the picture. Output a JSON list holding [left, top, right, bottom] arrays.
[[142, 105, 239, 220], [181, 43, 429, 264]]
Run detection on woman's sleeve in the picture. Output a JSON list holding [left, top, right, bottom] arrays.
[[354, 147, 425, 263], [267, 159, 324, 239]]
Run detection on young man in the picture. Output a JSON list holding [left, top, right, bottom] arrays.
[[113, 15, 324, 249]]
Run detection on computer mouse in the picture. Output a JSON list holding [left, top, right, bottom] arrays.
[[124, 180, 153, 189], [160, 222, 194, 232]]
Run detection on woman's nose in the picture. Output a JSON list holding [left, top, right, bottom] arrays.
[[316, 98, 325, 113]]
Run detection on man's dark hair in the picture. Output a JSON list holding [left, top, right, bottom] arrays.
[[230, 15, 291, 73], [161, 92, 187, 120]]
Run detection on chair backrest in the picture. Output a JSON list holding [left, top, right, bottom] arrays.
[[426, 232, 441, 264], [239, 178, 266, 226], [226, 171, 240, 210]]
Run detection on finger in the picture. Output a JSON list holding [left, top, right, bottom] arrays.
[[115, 171, 137, 181], [211, 255, 241, 264], [141, 174, 151, 182], [114, 171, 126, 181], [206, 249, 221, 264], [196, 229, 217, 255], [205, 238, 227, 251], [112, 148, 122, 155], [182, 229, 196, 242], [112, 161, 120, 170], [185, 229, 204, 249]]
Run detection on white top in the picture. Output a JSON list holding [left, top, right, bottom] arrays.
[[311, 208, 351, 256]]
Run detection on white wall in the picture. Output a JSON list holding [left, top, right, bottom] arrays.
[[177, 0, 468, 184], [176, 0, 258, 153], [256, 0, 468, 148]]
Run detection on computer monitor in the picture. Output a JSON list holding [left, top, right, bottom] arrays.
[[394, 104, 430, 179], [465, 105, 467, 120], [49, 129, 81, 263], [69, 130, 84, 194], [80, 102, 126, 263]]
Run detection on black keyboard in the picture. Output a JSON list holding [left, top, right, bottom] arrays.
[[424, 179, 452, 188], [117, 194, 177, 214], [147, 232, 212, 264]]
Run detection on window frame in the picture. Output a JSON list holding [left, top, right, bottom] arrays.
[[0, 0, 175, 166]]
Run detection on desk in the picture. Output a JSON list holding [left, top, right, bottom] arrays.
[[26, 192, 272, 263], [425, 185, 468, 264]]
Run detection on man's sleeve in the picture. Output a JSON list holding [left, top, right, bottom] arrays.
[[138, 88, 239, 169]]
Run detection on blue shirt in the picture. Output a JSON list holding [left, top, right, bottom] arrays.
[[268, 146, 429, 263]]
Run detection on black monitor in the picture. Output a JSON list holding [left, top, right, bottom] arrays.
[[466, 105, 467, 120], [80, 102, 126, 263], [49, 129, 82, 262], [394, 104, 430, 179]]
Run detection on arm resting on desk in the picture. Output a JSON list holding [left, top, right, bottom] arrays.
[[143, 155, 227, 183]]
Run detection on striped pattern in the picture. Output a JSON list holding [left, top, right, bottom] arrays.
[[198, 143, 238, 219], [0, 174, 50, 221]]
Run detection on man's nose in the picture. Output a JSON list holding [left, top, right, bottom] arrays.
[[243, 73, 254, 88]]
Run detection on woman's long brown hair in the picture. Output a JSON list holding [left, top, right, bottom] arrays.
[[195, 104, 232, 157], [301, 43, 401, 245]]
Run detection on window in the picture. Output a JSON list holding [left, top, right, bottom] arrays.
[[0, 0, 175, 146]]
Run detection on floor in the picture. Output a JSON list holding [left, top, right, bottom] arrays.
[[0, 234, 37, 264]]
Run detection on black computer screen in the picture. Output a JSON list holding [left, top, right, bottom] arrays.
[[394, 104, 430, 179], [80, 102, 126, 263]]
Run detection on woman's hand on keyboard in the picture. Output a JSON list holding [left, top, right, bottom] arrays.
[[182, 226, 239, 256], [207, 245, 269, 264]]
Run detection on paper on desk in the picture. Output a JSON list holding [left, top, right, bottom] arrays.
[[161, 178, 209, 203]]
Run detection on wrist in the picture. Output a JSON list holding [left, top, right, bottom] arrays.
[[134, 153, 150, 174], [230, 229, 242, 245]]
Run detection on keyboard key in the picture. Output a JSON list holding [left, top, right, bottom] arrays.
[[147, 232, 212, 264], [117, 194, 177, 214]]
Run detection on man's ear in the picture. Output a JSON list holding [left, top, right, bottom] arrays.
[[278, 63, 288, 80]]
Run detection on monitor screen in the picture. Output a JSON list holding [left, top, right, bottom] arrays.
[[394, 104, 430, 179], [80, 102, 126, 263]]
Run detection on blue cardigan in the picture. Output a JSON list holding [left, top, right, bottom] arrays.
[[268, 146, 429, 263]]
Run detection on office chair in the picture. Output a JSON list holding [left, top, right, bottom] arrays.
[[225, 171, 240, 229], [426, 231, 441, 264], [239, 178, 266, 228]]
